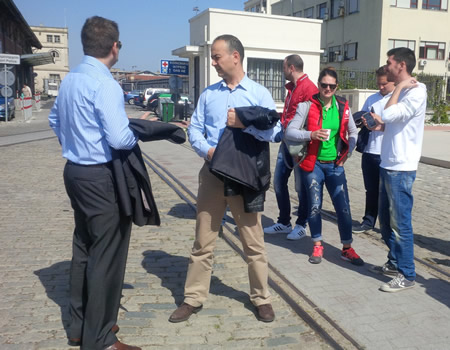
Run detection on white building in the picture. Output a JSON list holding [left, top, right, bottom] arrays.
[[172, 8, 322, 109], [245, 0, 450, 76], [30, 26, 69, 95]]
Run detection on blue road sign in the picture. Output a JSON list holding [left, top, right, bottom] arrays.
[[161, 60, 189, 75]]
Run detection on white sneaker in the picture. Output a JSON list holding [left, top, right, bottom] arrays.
[[286, 225, 307, 240], [264, 223, 292, 234]]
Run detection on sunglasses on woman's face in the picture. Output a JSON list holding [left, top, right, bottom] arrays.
[[319, 83, 337, 90]]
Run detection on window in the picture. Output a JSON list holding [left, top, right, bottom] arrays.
[[344, 42, 358, 60], [47, 35, 53, 42], [330, 0, 345, 18], [328, 45, 342, 62], [247, 58, 285, 102], [422, 0, 448, 10], [304, 7, 314, 18], [54, 35, 60, 43], [347, 0, 359, 13], [419, 41, 446, 59], [50, 50, 60, 58], [293, 10, 302, 17], [388, 39, 416, 51], [317, 3, 327, 19], [391, 0, 418, 8]]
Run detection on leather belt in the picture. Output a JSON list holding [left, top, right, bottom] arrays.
[[67, 160, 112, 168], [318, 160, 335, 164]]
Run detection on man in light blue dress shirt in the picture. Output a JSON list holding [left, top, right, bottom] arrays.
[[49, 16, 140, 350], [169, 35, 280, 324]]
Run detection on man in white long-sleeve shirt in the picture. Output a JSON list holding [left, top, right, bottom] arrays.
[[367, 47, 427, 293]]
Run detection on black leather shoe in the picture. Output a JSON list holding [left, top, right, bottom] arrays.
[[68, 324, 120, 346], [68, 337, 81, 346], [104, 341, 141, 350], [256, 303, 275, 322], [169, 302, 203, 323]]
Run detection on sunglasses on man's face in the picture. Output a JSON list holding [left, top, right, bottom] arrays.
[[319, 83, 337, 90], [117, 41, 122, 50]]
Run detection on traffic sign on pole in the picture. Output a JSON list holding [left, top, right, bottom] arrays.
[[0, 54, 18, 122], [0, 54, 20, 65], [160, 60, 189, 76], [0, 70, 15, 86]]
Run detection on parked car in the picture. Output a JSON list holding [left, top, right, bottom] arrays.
[[135, 88, 170, 107], [123, 90, 142, 105], [0, 96, 15, 119]]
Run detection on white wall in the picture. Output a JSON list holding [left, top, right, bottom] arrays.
[[175, 8, 322, 109]]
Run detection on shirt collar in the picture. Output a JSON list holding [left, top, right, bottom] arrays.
[[219, 74, 250, 91], [82, 55, 112, 77], [318, 94, 336, 108]]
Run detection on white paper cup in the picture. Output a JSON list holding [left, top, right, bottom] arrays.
[[323, 129, 331, 141]]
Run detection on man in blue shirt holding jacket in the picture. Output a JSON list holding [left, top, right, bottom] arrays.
[[169, 34, 280, 324], [49, 16, 140, 350]]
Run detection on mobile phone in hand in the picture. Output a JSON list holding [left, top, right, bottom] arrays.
[[363, 111, 377, 129]]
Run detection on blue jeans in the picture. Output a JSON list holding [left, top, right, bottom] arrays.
[[361, 153, 381, 228], [379, 168, 416, 281], [301, 161, 353, 244], [273, 143, 307, 227]]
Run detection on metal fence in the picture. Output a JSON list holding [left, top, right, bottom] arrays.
[[334, 69, 449, 107], [335, 69, 378, 90]]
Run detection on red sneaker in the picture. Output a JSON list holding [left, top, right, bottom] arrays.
[[309, 245, 323, 264], [341, 247, 364, 266]]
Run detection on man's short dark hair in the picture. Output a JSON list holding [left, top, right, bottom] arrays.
[[387, 47, 416, 75], [285, 54, 304, 72], [376, 66, 387, 77], [213, 34, 245, 64], [81, 16, 119, 58]]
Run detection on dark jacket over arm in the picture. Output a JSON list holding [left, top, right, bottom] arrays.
[[209, 106, 279, 212], [112, 119, 186, 226]]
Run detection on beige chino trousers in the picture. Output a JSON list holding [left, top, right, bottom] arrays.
[[184, 162, 271, 307]]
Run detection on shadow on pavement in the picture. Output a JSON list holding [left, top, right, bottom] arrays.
[[141, 250, 253, 313], [416, 275, 450, 308], [166, 203, 196, 220], [414, 233, 450, 258], [261, 214, 450, 308], [34, 261, 71, 333]]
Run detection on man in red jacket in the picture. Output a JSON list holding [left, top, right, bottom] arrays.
[[264, 55, 318, 240]]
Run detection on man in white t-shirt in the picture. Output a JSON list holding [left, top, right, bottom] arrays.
[[22, 84, 32, 98], [366, 47, 427, 293], [353, 67, 394, 233]]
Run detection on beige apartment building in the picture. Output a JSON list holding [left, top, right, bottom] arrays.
[[30, 26, 69, 96], [245, 0, 450, 76]]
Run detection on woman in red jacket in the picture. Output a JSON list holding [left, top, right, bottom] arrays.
[[285, 67, 363, 266]]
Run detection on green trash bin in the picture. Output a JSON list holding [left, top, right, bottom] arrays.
[[159, 97, 174, 122]]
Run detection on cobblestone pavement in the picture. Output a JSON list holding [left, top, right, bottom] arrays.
[[1, 105, 449, 350], [140, 139, 450, 350], [0, 136, 330, 349], [269, 142, 450, 275]]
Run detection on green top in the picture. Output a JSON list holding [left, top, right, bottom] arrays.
[[317, 95, 340, 161]]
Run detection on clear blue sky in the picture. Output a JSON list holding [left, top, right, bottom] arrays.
[[14, 0, 245, 72]]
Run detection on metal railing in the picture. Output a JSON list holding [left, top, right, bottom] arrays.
[[334, 69, 449, 107]]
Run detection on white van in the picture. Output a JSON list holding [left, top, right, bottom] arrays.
[[47, 83, 59, 97], [142, 88, 169, 106]]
